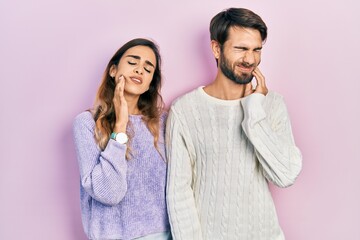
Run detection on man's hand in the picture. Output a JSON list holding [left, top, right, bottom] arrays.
[[244, 67, 268, 97]]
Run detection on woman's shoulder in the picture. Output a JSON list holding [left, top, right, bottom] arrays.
[[160, 109, 169, 124], [160, 109, 168, 122], [73, 110, 95, 130]]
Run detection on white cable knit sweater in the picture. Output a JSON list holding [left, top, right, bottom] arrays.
[[166, 87, 302, 240]]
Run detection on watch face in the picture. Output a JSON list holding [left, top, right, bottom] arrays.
[[115, 132, 128, 144]]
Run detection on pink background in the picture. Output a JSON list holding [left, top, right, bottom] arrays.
[[1, 0, 359, 239]]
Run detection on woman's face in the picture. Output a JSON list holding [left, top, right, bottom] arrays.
[[110, 45, 157, 97]]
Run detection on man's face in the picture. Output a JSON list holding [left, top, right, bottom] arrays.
[[218, 27, 263, 85]]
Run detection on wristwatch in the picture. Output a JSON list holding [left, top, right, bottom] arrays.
[[110, 132, 128, 144]]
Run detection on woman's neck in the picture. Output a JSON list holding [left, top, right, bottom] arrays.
[[125, 94, 141, 115]]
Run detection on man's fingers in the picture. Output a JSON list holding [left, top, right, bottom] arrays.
[[253, 68, 265, 87], [252, 67, 268, 95], [245, 82, 253, 92], [244, 82, 254, 97]]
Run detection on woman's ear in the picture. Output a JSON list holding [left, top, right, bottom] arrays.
[[109, 64, 117, 78], [210, 40, 221, 60]]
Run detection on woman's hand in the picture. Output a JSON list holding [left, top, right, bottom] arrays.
[[113, 75, 128, 132]]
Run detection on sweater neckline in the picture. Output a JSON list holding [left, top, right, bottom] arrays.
[[128, 114, 143, 121], [197, 86, 242, 106], [129, 114, 142, 118]]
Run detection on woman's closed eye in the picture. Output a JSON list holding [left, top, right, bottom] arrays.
[[128, 61, 152, 73]]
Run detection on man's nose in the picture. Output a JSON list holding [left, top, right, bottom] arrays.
[[243, 51, 255, 65]]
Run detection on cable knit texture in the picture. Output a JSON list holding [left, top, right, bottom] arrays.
[[73, 111, 170, 240], [166, 87, 302, 240]]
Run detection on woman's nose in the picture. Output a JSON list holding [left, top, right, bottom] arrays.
[[134, 66, 143, 75]]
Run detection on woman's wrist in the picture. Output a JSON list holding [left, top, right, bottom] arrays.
[[113, 122, 127, 133]]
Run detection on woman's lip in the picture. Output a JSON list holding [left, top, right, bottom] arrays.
[[129, 77, 143, 84]]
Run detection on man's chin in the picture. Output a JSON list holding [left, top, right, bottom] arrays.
[[231, 75, 253, 85]]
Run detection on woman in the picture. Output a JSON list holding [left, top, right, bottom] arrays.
[[73, 38, 171, 240]]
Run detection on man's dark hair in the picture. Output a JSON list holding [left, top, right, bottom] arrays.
[[210, 8, 268, 46]]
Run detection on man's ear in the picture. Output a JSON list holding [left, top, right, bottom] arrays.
[[109, 64, 117, 78], [210, 40, 221, 60]]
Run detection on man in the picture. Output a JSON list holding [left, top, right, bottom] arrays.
[[166, 8, 302, 240]]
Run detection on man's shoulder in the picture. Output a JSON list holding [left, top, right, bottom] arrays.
[[170, 87, 202, 109]]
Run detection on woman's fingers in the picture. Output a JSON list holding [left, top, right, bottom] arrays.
[[118, 75, 125, 99], [114, 75, 125, 99], [113, 75, 129, 131]]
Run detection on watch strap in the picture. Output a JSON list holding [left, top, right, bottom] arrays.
[[110, 132, 117, 140], [110, 132, 128, 144]]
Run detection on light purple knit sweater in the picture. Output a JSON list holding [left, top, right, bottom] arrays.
[[73, 111, 170, 240]]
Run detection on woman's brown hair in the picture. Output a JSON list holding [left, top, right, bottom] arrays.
[[92, 38, 164, 157]]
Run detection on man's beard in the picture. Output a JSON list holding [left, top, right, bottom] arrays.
[[219, 52, 254, 85]]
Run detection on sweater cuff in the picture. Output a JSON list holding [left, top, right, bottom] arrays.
[[102, 139, 127, 162], [241, 93, 266, 126]]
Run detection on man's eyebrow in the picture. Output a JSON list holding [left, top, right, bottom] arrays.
[[125, 55, 155, 68], [234, 46, 248, 50]]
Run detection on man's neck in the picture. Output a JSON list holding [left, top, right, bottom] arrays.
[[203, 73, 247, 100]]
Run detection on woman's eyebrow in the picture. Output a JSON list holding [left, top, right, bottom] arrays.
[[125, 55, 155, 68]]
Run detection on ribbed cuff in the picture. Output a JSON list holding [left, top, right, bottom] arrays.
[[241, 93, 266, 126]]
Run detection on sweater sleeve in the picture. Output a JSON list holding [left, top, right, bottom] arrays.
[[241, 93, 302, 188], [166, 108, 203, 240], [72, 112, 128, 205]]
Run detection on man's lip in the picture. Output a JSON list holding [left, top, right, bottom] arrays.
[[237, 65, 253, 73], [129, 77, 143, 84]]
